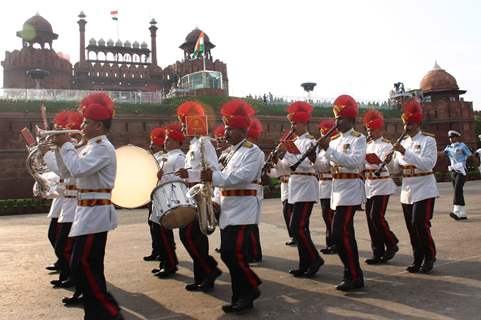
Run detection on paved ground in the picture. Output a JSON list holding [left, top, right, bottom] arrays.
[[1, 181, 481, 320]]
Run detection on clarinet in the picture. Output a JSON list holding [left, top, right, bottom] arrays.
[[374, 130, 408, 177], [262, 130, 295, 176], [290, 125, 338, 172]]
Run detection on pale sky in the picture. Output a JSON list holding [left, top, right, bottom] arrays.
[[1, 0, 480, 109]]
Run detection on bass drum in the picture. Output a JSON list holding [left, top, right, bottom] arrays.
[[111, 145, 159, 209]]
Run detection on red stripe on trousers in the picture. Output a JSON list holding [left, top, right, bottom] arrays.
[[236, 226, 258, 288], [380, 195, 395, 245], [160, 228, 176, 267], [343, 207, 358, 280], [185, 223, 211, 274], [81, 234, 118, 317], [298, 202, 316, 262], [424, 198, 436, 258]]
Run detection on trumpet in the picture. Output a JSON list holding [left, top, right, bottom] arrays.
[[374, 130, 407, 177], [35, 125, 82, 141], [262, 130, 295, 176], [290, 124, 338, 172]]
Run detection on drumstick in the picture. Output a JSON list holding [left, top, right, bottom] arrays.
[[162, 167, 192, 176]]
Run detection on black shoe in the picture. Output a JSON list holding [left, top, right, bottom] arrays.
[[285, 238, 297, 246], [224, 298, 254, 314], [62, 295, 84, 306], [365, 256, 384, 265], [51, 279, 74, 289], [215, 247, 221, 253], [305, 258, 324, 278], [199, 268, 222, 292], [449, 212, 462, 221], [406, 262, 422, 273], [155, 266, 178, 278], [46, 264, 59, 271], [185, 283, 202, 291], [151, 268, 161, 274], [320, 247, 337, 254], [336, 278, 364, 291], [420, 259, 435, 273], [143, 254, 159, 261], [383, 245, 399, 262], [289, 268, 307, 277]]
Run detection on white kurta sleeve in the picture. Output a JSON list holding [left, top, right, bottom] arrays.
[[402, 137, 437, 171], [59, 142, 111, 178], [212, 149, 262, 187], [325, 136, 366, 168]]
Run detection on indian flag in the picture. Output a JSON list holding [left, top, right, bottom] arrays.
[[191, 31, 205, 59], [111, 10, 118, 21]]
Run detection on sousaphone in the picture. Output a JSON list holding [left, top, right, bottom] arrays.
[[111, 145, 159, 209]]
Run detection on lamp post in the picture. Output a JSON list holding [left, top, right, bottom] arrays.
[[301, 82, 317, 102]]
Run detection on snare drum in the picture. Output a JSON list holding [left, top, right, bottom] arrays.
[[150, 180, 197, 229]]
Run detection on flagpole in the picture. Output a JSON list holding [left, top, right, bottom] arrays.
[[203, 54, 206, 71]]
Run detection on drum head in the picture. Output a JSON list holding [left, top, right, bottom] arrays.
[[112, 145, 159, 209]]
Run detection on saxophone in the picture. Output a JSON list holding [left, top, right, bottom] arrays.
[[186, 137, 218, 235]]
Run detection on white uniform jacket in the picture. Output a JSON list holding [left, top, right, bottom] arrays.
[[212, 140, 264, 229], [268, 166, 290, 202], [393, 131, 439, 204], [324, 129, 366, 210], [58, 176, 78, 223], [185, 136, 219, 183], [57, 135, 118, 237], [364, 137, 396, 199], [315, 149, 332, 200], [277, 132, 319, 203], [159, 149, 186, 184], [43, 150, 64, 218]]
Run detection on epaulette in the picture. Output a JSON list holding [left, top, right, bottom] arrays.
[[330, 133, 341, 141], [382, 138, 391, 144], [306, 134, 315, 139], [243, 141, 253, 148], [422, 131, 436, 138], [351, 130, 361, 137]]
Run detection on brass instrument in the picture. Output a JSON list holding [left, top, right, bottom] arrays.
[[290, 124, 339, 172], [374, 130, 407, 177], [262, 130, 295, 176], [186, 137, 218, 235]]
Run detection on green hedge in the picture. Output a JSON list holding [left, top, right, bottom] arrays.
[[0, 198, 52, 215]]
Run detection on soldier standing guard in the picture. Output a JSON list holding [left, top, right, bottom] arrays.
[[363, 110, 399, 264], [144, 127, 166, 262], [316, 119, 337, 255], [274, 101, 324, 278], [317, 95, 366, 291], [443, 130, 472, 220], [201, 99, 263, 313], [392, 98, 439, 274], [53, 93, 123, 320], [175, 101, 222, 292]]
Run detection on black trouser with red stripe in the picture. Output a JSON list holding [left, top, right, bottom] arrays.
[[221, 225, 262, 302], [402, 198, 437, 264], [54, 222, 75, 281], [365, 195, 398, 258], [71, 232, 120, 320], [320, 199, 335, 249], [48, 218, 59, 250], [179, 219, 219, 284], [247, 224, 262, 263], [148, 205, 161, 257], [333, 206, 363, 281], [450, 171, 465, 206], [158, 226, 178, 269], [282, 201, 294, 238], [290, 202, 321, 269]]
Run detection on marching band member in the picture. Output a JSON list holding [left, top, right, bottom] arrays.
[[476, 135, 481, 174], [316, 119, 337, 255], [201, 99, 263, 313], [152, 123, 186, 277], [363, 110, 399, 264], [53, 93, 123, 320], [174, 101, 222, 292], [317, 95, 366, 291], [443, 130, 472, 220], [392, 98, 439, 274], [246, 117, 263, 264], [274, 101, 324, 278], [144, 127, 166, 262]]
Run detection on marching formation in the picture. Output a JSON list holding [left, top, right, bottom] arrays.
[[26, 92, 480, 318]]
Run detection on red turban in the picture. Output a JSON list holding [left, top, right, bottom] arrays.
[[53, 111, 70, 129], [165, 123, 185, 144], [64, 111, 83, 130], [363, 109, 384, 130], [287, 101, 313, 123], [79, 93, 115, 121], [333, 95, 358, 119], [220, 99, 256, 129], [401, 98, 423, 123], [176, 101, 205, 123], [318, 119, 337, 136], [150, 127, 166, 146], [247, 117, 263, 141], [213, 124, 225, 138]]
